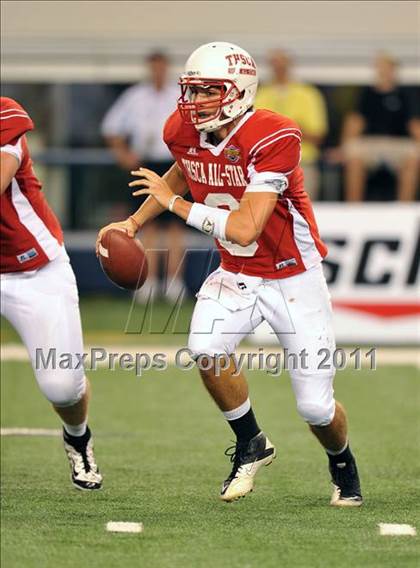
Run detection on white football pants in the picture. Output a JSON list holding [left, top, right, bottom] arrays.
[[188, 263, 336, 426], [1, 248, 86, 407]]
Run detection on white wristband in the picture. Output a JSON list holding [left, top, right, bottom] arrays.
[[186, 203, 230, 240], [168, 194, 183, 212]]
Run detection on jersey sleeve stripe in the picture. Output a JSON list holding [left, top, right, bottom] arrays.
[[0, 109, 30, 115], [250, 133, 302, 158], [249, 128, 302, 156], [0, 112, 30, 119], [245, 184, 279, 194]]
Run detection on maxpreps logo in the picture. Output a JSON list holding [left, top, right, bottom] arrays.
[[224, 145, 241, 163]]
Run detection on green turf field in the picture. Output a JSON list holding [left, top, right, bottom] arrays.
[[1, 357, 419, 567]]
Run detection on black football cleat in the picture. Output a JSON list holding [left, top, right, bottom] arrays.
[[329, 456, 363, 507], [63, 426, 103, 491], [220, 431, 276, 502]]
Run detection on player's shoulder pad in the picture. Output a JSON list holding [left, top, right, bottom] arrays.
[[163, 109, 196, 147], [0, 96, 34, 145], [241, 109, 301, 155]]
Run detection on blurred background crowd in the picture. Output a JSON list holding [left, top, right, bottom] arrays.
[[3, 1, 419, 228], [4, 49, 419, 235]]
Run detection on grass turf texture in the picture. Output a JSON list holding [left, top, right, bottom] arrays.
[[1, 362, 419, 567]]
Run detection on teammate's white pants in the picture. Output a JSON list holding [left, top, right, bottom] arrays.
[[1, 248, 86, 407], [188, 264, 336, 426]]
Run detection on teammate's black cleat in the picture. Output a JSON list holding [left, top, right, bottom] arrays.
[[220, 431, 276, 502], [63, 426, 103, 491], [329, 455, 363, 507]]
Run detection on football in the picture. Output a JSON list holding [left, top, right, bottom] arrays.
[[98, 229, 148, 290]]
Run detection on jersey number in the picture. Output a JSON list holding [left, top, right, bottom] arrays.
[[204, 193, 258, 257]]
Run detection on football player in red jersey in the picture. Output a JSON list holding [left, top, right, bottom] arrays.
[[1, 97, 102, 490], [98, 42, 362, 506]]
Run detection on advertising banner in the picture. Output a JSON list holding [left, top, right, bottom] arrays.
[[253, 203, 419, 345]]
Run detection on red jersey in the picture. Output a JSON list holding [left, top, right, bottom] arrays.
[[164, 108, 327, 279], [0, 97, 63, 273]]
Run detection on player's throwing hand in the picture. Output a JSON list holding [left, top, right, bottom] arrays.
[[129, 168, 174, 209]]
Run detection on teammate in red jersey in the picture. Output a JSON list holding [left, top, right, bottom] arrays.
[[97, 42, 362, 506], [1, 97, 102, 490]]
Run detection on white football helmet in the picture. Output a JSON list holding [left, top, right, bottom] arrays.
[[178, 42, 258, 133]]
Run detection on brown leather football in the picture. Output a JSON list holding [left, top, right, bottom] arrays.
[[98, 229, 148, 290]]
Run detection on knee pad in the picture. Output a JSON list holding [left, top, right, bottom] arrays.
[[296, 400, 335, 426], [35, 368, 86, 407], [291, 367, 335, 426]]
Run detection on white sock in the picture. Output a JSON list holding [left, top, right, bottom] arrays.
[[222, 398, 251, 421], [63, 420, 87, 437]]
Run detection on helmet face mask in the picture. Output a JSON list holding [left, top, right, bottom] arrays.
[[177, 42, 258, 133], [178, 77, 241, 132]]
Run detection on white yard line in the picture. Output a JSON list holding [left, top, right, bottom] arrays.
[[378, 523, 417, 536], [1, 344, 419, 367], [106, 522, 144, 534], [0, 428, 61, 436]]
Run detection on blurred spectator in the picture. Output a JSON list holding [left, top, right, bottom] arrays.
[[341, 53, 420, 201], [255, 49, 328, 199], [101, 51, 187, 302]]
